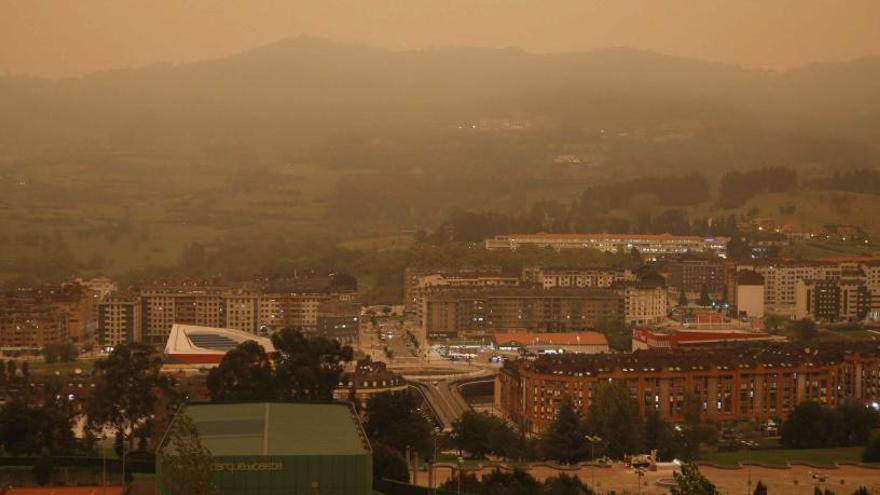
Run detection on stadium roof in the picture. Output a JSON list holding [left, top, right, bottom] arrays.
[[164, 324, 275, 366], [172, 402, 370, 456]]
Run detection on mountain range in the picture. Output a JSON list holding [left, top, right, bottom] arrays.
[[1, 36, 879, 159]]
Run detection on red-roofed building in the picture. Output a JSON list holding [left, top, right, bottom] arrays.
[[5, 488, 125, 495], [493, 331, 609, 354], [632, 327, 781, 350]]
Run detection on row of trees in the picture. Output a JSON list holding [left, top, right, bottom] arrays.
[[0, 359, 29, 381], [447, 381, 718, 466], [780, 401, 880, 449], [432, 463, 725, 495], [42, 341, 79, 364], [433, 204, 741, 244], [205, 328, 354, 401], [440, 469, 597, 495]]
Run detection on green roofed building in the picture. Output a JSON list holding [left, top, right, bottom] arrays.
[[157, 402, 373, 495]]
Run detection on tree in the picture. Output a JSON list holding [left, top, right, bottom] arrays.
[[543, 473, 594, 495], [87, 344, 170, 451], [439, 471, 482, 494], [586, 381, 644, 459], [114, 430, 125, 457], [644, 408, 680, 461], [764, 314, 788, 333], [671, 462, 718, 495], [598, 317, 631, 352], [781, 401, 828, 448], [372, 442, 409, 483], [43, 345, 58, 364], [698, 285, 712, 306], [678, 288, 688, 307], [364, 391, 433, 459], [753, 481, 768, 495], [0, 400, 77, 455], [32, 449, 53, 486], [271, 328, 353, 401], [158, 412, 217, 495], [790, 319, 818, 341], [59, 341, 78, 362], [441, 468, 542, 495], [452, 411, 522, 460], [862, 430, 880, 462], [206, 340, 275, 401], [540, 400, 589, 464]]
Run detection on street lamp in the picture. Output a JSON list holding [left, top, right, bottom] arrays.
[[636, 468, 645, 494], [585, 435, 602, 492], [457, 456, 464, 495], [431, 426, 440, 495], [636, 467, 645, 495], [741, 439, 759, 495]]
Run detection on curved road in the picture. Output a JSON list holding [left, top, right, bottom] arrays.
[[407, 369, 496, 431]]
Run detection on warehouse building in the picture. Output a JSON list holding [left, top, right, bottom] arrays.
[[157, 402, 372, 495]]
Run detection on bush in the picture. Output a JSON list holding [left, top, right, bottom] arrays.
[[32, 451, 53, 486], [861, 430, 880, 463]]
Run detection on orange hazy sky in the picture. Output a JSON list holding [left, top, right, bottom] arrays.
[[2, 0, 880, 78]]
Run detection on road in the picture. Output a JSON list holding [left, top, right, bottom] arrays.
[[358, 316, 497, 430]]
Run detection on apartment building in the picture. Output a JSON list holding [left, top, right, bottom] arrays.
[[794, 276, 871, 322], [0, 283, 97, 348], [422, 287, 623, 340], [616, 281, 668, 326], [403, 267, 518, 314], [96, 296, 141, 347], [407, 270, 522, 326], [316, 300, 361, 345], [0, 303, 67, 348], [666, 260, 728, 299], [522, 266, 635, 289], [486, 233, 729, 257], [736, 262, 842, 315], [496, 343, 880, 433], [138, 282, 357, 344]]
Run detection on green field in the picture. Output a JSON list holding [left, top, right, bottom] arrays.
[[702, 447, 867, 468], [25, 358, 96, 374]]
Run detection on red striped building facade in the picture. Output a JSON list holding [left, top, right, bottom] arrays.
[[495, 343, 880, 433]]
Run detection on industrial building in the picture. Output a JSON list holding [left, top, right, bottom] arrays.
[[157, 402, 372, 495], [493, 331, 609, 354]]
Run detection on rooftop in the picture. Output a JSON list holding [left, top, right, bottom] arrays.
[[427, 287, 621, 300], [172, 402, 370, 457], [507, 342, 880, 376], [494, 232, 718, 242], [495, 331, 608, 347]]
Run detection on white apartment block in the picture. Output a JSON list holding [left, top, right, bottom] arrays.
[[737, 260, 880, 317], [486, 233, 729, 257], [619, 284, 668, 326], [522, 266, 636, 289]]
